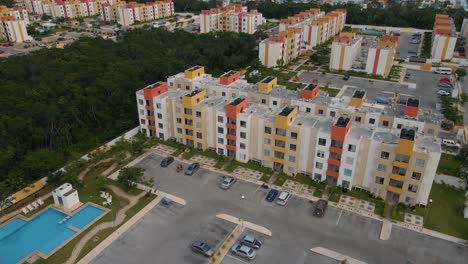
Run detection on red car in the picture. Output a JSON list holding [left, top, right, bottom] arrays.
[[7, 43, 13, 46], [0, 51, 5, 54], [439, 79, 451, 85], [1, 43, 9, 47], [292, 76, 300, 82]]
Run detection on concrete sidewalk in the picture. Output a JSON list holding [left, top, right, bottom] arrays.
[[310, 247, 367, 264], [216, 213, 272, 236]]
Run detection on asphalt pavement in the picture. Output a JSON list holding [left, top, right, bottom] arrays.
[[90, 154, 468, 264], [396, 32, 421, 59]]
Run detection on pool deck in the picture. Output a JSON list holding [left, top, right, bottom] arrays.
[[1, 202, 109, 264]]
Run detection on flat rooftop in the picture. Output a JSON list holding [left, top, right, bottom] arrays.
[[278, 106, 296, 116], [262, 76, 275, 83], [222, 70, 238, 77]]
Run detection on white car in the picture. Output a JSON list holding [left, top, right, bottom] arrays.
[[437, 90, 450, 96]]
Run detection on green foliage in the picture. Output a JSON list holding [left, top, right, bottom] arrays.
[[172, 0, 221, 13], [310, 53, 319, 62], [440, 97, 462, 124], [117, 167, 145, 189], [455, 68, 467, 77], [0, 0, 15, 7], [0, 28, 257, 190], [437, 153, 462, 177]]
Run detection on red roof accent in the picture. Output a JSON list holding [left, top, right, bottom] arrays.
[[333, 36, 350, 43], [269, 36, 286, 43], [201, 10, 211, 14], [381, 35, 399, 43]]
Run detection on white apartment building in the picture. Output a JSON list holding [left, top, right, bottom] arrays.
[[136, 66, 442, 206], [199, 4, 263, 34], [100, 0, 173, 26], [259, 28, 303, 68], [330, 33, 362, 71], [431, 14, 457, 61], [365, 35, 398, 77], [0, 8, 31, 43]]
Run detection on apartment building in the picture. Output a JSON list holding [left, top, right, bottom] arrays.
[[23, 0, 108, 18], [278, 8, 323, 32], [330, 32, 362, 71], [431, 14, 457, 61], [365, 35, 398, 77], [136, 66, 442, 206], [100, 0, 173, 26], [0, 6, 31, 42], [199, 4, 263, 34], [259, 27, 303, 68]]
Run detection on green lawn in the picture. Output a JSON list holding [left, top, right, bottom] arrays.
[[225, 160, 274, 176], [437, 153, 461, 177], [273, 173, 326, 192], [181, 148, 227, 168], [321, 87, 340, 97]]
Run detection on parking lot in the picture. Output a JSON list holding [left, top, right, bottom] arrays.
[[298, 69, 449, 109], [90, 154, 468, 264], [396, 32, 422, 59]]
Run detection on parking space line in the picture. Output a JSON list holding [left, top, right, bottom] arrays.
[[225, 254, 250, 264], [336, 210, 343, 226]]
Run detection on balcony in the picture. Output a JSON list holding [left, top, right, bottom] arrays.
[[183, 114, 193, 120], [148, 125, 156, 131], [386, 185, 403, 194], [329, 146, 343, 154], [226, 134, 236, 141], [274, 134, 287, 142], [184, 134, 194, 141], [226, 123, 236, 130], [183, 124, 193, 130], [327, 158, 341, 166], [273, 157, 285, 164], [273, 145, 285, 153], [147, 115, 155, 121], [392, 160, 409, 169], [390, 173, 406, 182], [226, 144, 236, 151], [326, 170, 339, 178], [145, 105, 154, 111]]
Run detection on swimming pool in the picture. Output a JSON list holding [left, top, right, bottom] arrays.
[[0, 204, 105, 264]]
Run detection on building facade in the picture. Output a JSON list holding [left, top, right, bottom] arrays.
[[258, 28, 303, 68], [199, 4, 263, 34], [136, 66, 442, 206], [365, 35, 398, 77], [100, 0, 173, 26], [0, 6, 31, 42], [431, 14, 457, 61], [330, 32, 362, 71]]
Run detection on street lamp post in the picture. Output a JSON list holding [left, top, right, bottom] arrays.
[[240, 195, 245, 228]]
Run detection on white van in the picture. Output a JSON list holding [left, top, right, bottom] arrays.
[[434, 67, 452, 75], [276, 191, 290, 206], [442, 139, 460, 148]]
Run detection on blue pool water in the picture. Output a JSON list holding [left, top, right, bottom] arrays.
[[0, 205, 105, 264]]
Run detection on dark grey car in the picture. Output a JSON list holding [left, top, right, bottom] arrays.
[[240, 234, 262, 249], [191, 241, 214, 257], [160, 156, 175, 167], [184, 162, 200, 175]]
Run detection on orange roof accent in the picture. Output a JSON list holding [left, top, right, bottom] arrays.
[[381, 35, 399, 43], [0, 15, 14, 21], [288, 27, 303, 34], [269, 35, 286, 43], [333, 36, 350, 43]]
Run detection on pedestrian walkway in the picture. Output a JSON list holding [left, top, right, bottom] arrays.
[[190, 155, 217, 166], [210, 225, 243, 264], [216, 213, 272, 236], [380, 220, 392, 240], [310, 247, 367, 264]]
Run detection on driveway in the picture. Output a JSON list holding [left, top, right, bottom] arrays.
[[90, 154, 468, 264]]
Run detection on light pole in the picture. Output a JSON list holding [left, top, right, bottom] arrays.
[[240, 195, 245, 228], [424, 199, 433, 224]]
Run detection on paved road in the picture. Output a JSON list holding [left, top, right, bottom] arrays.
[[90, 154, 468, 264]]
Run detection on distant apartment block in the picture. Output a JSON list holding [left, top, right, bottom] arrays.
[[100, 0, 174, 26], [23, 0, 111, 19], [199, 4, 263, 34], [259, 9, 346, 68], [330, 32, 362, 71], [431, 14, 457, 61], [0, 6, 31, 42], [258, 28, 303, 68], [136, 66, 442, 206], [365, 35, 398, 77]]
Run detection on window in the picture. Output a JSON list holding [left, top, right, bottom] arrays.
[[158, 123, 163, 129], [177, 84, 181, 88], [197, 142, 202, 149], [380, 151, 390, 160], [378, 164, 387, 172], [196, 132, 202, 139], [345, 157, 354, 165], [314, 173, 322, 181], [175, 107, 181, 113], [291, 132, 298, 139], [306, 107, 311, 113], [288, 155, 295, 162], [217, 116, 223, 123], [342, 180, 350, 189], [264, 127, 271, 134], [218, 137, 224, 144], [369, 118, 375, 124], [355, 116, 361, 122], [290, 144, 296, 151], [347, 144, 356, 152], [382, 120, 389, 127], [318, 109, 324, 115], [261, 99, 266, 104], [412, 172, 421, 180], [317, 151, 325, 158], [177, 128, 182, 134], [240, 143, 246, 150], [157, 113, 163, 119], [315, 162, 323, 169], [232, 93, 236, 98], [375, 177, 384, 184], [176, 118, 182, 124], [264, 138, 271, 144], [196, 111, 201, 117], [397, 124, 402, 129], [218, 127, 224, 134], [344, 169, 352, 176], [156, 103, 162, 109], [330, 111, 336, 117], [240, 132, 246, 139], [186, 85, 190, 90], [408, 184, 418, 193], [273, 100, 277, 106], [318, 138, 326, 146], [138, 99, 143, 105], [264, 149, 270, 156], [222, 92, 226, 96], [395, 154, 410, 163], [415, 159, 425, 167], [240, 121, 246, 128], [140, 109, 144, 115]]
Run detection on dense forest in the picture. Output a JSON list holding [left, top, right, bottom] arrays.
[[245, 0, 467, 30], [0, 28, 257, 190]]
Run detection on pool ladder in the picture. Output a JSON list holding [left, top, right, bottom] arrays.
[[58, 215, 71, 224]]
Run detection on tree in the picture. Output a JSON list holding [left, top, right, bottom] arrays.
[[130, 133, 147, 154], [117, 167, 145, 189], [310, 53, 319, 62], [41, 14, 52, 21], [455, 68, 467, 78], [0, 182, 14, 216]]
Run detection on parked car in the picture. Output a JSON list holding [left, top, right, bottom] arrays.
[[265, 189, 279, 202], [34, 37, 42, 41], [24, 39, 31, 43], [240, 234, 262, 249], [160, 156, 174, 167], [276, 191, 291, 206], [439, 79, 452, 85], [57, 36, 65, 41], [342, 75, 350, 81], [1, 43, 9, 47], [313, 199, 328, 217], [292, 76, 300, 82], [375, 96, 389, 104], [184, 162, 200, 175], [438, 82, 453, 89], [0, 51, 5, 54], [442, 139, 461, 148], [221, 176, 236, 189], [191, 241, 214, 257], [439, 77, 451, 82], [437, 90, 451, 96], [231, 243, 256, 260], [39, 43, 46, 48]]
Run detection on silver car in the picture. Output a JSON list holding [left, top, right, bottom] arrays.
[[221, 176, 237, 189], [231, 243, 256, 260], [240, 234, 262, 249]]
